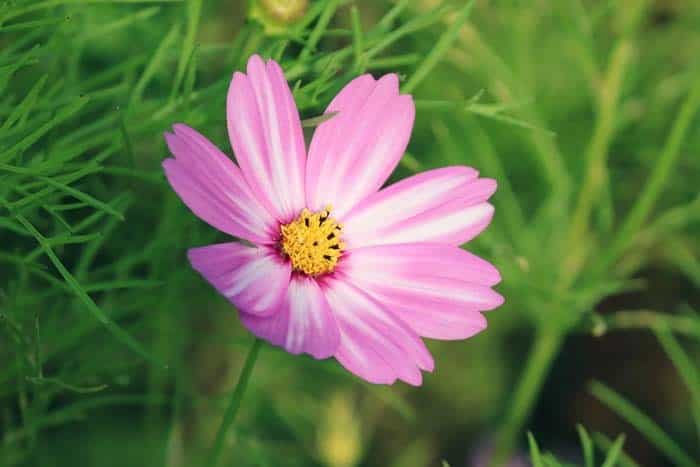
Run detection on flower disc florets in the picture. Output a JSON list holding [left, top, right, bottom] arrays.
[[280, 206, 344, 276]]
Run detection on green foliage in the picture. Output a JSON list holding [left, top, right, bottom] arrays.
[[1, 0, 699, 466], [589, 326, 700, 467], [528, 428, 635, 467]]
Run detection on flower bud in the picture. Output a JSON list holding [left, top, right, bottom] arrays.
[[250, 0, 308, 34]]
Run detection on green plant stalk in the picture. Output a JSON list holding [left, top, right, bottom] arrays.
[[592, 432, 641, 467], [204, 338, 263, 467], [3, 205, 164, 369], [490, 328, 563, 466], [654, 327, 700, 442], [563, 40, 632, 284], [527, 432, 544, 467], [350, 6, 364, 72], [299, 0, 340, 61], [170, 0, 202, 102], [564, 2, 650, 273], [596, 70, 700, 274], [451, 23, 571, 198], [402, 0, 474, 93], [583, 310, 700, 339], [590, 381, 698, 467], [600, 434, 626, 467]]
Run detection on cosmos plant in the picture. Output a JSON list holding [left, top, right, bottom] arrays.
[[163, 54, 503, 386]]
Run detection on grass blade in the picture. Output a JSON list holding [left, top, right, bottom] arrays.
[[527, 432, 544, 467], [0, 95, 90, 163], [654, 327, 700, 440], [299, 0, 340, 61], [593, 432, 641, 467], [577, 424, 595, 467], [590, 381, 697, 467], [600, 434, 626, 467], [599, 65, 700, 271], [204, 338, 262, 467], [402, 0, 474, 93], [4, 207, 166, 369], [170, 0, 202, 102], [350, 5, 364, 72]]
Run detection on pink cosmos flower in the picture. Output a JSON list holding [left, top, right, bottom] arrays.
[[163, 55, 503, 386]]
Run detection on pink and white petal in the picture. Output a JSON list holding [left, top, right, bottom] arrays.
[[304, 74, 376, 211], [188, 243, 290, 316], [352, 276, 495, 340], [240, 276, 340, 359], [339, 244, 503, 340], [342, 167, 497, 248], [162, 125, 277, 244], [374, 200, 495, 247], [322, 277, 434, 386], [341, 242, 501, 287], [226, 55, 306, 222], [306, 74, 415, 218], [391, 304, 488, 341]]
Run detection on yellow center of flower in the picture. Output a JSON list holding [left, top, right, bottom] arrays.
[[280, 206, 344, 276]]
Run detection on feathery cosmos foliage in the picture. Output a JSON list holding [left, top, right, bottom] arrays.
[[1, 0, 699, 466]]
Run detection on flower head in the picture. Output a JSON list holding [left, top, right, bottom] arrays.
[[163, 55, 503, 386]]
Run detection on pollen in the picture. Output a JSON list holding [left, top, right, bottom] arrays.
[[280, 206, 345, 276]]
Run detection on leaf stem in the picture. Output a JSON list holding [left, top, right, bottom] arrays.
[[596, 68, 700, 273], [583, 310, 700, 339], [204, 338, 263, 467], [590, 381, 698, 467], [562, 40, 632, 284], [490, 328, 563, 466]]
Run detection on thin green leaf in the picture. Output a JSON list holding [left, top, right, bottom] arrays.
[[527, 432, 545, 467], [5, 208, 166, 369], [366, 4, 454, 61], [0, 16, 69, 33], [577, 424, 595, 467], [205, 338, 262, 467], [1, 75, 48, 131], [299, 0, 340, 60], [170, 0, 202, 101], [36, 174, 124, 220], [81, 7, 161, 41], [403, 0, 474, 93], [377, 0, 412, 30], [0, 95, 90, 163], [301, 111, 337, 128], [590, 381, 697, 467], [350, 6, 364, 71], [599, 64, 700, 271], [593, 432, 641, 467], [26, 376, 108, 394], [600, 434, 626, 467], [654, 327, 700, 439]]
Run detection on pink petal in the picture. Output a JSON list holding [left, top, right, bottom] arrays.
[[188, 243, 290, 316], [240, 276, 340, 359], [339, 243, 503, 340], [162, 124, 277, 244], [341, 166, 497, 248], [341, 242, 501, 286], [227, 55, 306, 223], [322, 277, 434, 386], [305, 74, 415, 218]]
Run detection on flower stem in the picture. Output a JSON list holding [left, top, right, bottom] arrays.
[[490, 328, 563, 467], [562, 40, 632, 284], [204, 338, 263, 467], [594, 68, 700, 274]]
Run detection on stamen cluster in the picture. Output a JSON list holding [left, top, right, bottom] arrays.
[[280, 206, 344, 276]]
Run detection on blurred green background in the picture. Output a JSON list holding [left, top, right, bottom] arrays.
[[1, 0, 699, 466]]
